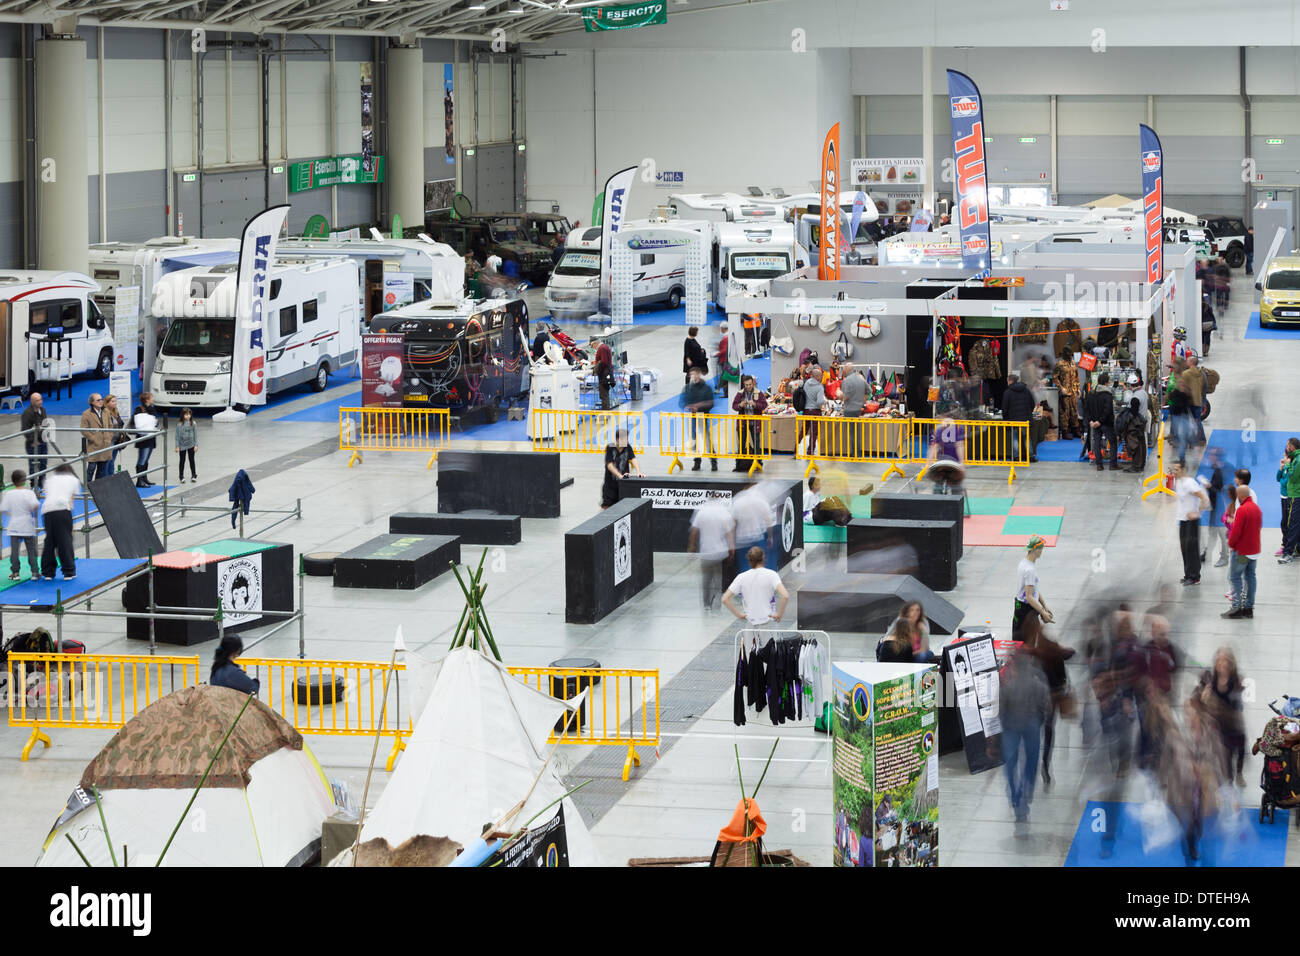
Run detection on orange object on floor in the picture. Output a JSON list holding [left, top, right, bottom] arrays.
[[718, 798, 767, 844]]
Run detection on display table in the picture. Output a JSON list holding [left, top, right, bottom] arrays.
[[124, 540, 294, 646]]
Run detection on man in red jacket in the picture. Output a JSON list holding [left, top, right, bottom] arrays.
[[1224, 484, 1262, 619]]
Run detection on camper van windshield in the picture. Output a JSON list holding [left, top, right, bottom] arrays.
[[729, 253, 790, 279], [161, 318, 236, 357], [554, 252, 601, 277], [1267, 270, 1300, 292]]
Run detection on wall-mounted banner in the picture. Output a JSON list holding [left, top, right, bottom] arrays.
[[288, 155, 385, 193], [444, 64, 455, 165], [1139, 123, 1164, 285], [946, 70, 993, 273], [852, 157, 926, 187], [782, 298, 887, 314], [583, 1, 667, 31], [599, 166, 637, 307], [654, 169, 685, 189], [424, 179, 455, 213], [819, 123, 841, 281], [231, 205, 290, 407], [360, 63, 375, 176]]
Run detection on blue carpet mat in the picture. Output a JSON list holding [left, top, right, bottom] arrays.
[[1197, 428, 1291, 528], [0, 557, 143, 608], [1065, 799, 1287, 867], [1245, 309, 1300, 341], [1033, 439, 1091, 463]]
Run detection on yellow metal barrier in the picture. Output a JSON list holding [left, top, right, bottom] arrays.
[[1142, 420, 1176, 501], [6, 652, 202, 761], [339, 406, 450, 469], [237, 657, 411, 772], [794, 414, 912, 483], [529, 408, 648, 455], [659, 412, 771, 476], [507, 666, 660, 781], [912, 416, 1030, 485]]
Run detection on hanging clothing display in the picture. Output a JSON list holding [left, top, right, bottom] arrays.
[[733, 634, 827, 727], [1053, 318, 1082, 360], [966, 337, 1003, 380], [1016, 316, 1050, 343]]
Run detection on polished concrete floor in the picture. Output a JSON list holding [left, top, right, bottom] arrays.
[[2, 274, 1296, 868]]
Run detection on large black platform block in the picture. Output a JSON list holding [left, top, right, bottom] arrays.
[[869, 491, 965, 559], [846, 518, 959, 592], [125, 539, 294, 645], [792, 572, 963, 634], [565, 498, 653, 624], [332, 534, 461, 590], [389, 512, 522, 545], [437, 450, 560, 519], [616, 475, 803, 569]]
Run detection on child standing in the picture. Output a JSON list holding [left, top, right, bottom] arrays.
[[1, 470, 40, 581], [175, 407, 198, 483]]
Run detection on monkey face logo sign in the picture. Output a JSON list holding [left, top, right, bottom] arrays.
[[781, 497, 795, 554], [217, 554, 263, 626]]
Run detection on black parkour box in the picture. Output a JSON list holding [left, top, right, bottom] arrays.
[[332, 534, 461, 590], [564, 498, 653, 624], [846, 518, 958, 592], [389, 512, 522, 545], [869, 492, 964, 559], [437, 450, 560, 519]]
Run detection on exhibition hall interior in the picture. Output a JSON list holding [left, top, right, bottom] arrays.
[[2, 0, 1300, 896]]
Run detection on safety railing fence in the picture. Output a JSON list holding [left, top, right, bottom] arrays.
[[794, 414, 911, 482], [237, 656, 410, 772], [5, 651, 202, 760], [338, 406, 451, 468], [507, 665, 660, 781], [911, 416, 1030, 484], [658, 412, 770, 475], [529, 409, 649, 456]]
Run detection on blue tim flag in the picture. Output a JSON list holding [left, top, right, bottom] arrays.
[[946, 70, 992, 272], [1139, 123, 1164, 285]]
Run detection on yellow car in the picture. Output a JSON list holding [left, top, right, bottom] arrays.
[[1259, 256, 1300, 327]]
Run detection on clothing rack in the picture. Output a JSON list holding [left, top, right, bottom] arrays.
[[732, 627, 832, 770]]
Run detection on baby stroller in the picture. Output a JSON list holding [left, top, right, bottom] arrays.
[[1257, 697, 1300, 826], [545, 323, 589, 365]]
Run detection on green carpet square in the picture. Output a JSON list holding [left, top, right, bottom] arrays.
[[1001, 515, 1064, 536], [966, 497, 1016, 516], [201, 538, 279, 558], [803, 522, 847, 543], [0, 566, 35, 592], [849, 494, 872, 518]]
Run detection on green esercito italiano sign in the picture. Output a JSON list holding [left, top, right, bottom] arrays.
[[583, 1, 667, 31], [288, 155, 385, 193]]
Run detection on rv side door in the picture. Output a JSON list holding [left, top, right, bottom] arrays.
[[6, 300, 29, 392]]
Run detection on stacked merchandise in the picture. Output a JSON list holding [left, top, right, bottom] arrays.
[[733, 633, 828, 728]]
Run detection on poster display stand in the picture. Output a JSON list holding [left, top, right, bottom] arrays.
[[831, 661, 939, 867], [937, 632, 1003, 773]]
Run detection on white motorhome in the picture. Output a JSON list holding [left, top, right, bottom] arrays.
[[87, 237, 239, 316], [714, 219, 802, 308], [544, 220, 714, 320], [0, 271, 115, 393], [148, 255, 360, 408], [276, 235, 464, 322]]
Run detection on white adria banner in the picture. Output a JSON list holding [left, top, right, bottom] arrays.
[[231, 205, 289, 407]]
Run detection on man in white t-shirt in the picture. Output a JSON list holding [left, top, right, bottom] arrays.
[[1174, 461, 1210, 586], [1012, 535, 1054, 638], [722, 546, 788, 626], [689, 497, 735, 611]]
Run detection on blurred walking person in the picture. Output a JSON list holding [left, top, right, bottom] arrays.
[[999, 648, 1051, 834]]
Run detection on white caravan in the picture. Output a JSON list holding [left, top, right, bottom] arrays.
[[0, 271, 115, 394], [276, 235, 465, 322], [87, 237, 240, 315], [544, 220, 713, 320], [714, 219, 803, 308], [148, 255, 360, 408]]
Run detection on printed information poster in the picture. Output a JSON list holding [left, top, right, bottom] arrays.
[[938, 633, 1004, 774], [361, 333, 405, 408], [832, 661, 939, 868]]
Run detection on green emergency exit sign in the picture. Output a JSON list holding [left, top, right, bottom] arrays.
[[1267, 138, 1285, 145], [182, 173, 197, 182], [1019, 137, 1037, 143]]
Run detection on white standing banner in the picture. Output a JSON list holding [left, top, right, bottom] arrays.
[[599, 167, 637, 310], [231, 205, 290, 407], [112, 285, 140, 372]]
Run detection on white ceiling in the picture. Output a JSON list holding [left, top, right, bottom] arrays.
[[0, 0, 753, 41]]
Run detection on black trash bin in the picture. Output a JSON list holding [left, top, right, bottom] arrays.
[[549, 657, 600, 735]]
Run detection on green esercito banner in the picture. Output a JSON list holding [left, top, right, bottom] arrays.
[[288, 154, 385, 193], [582, 1, 667, 31]]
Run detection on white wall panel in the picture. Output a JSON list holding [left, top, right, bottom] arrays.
[[86, 59, 99, 176], [524, 51, 594, 223], [104, 59, 165, 174], [1154, 96, 1242, 137], [171, 58, 193, 169], [286, 59, 328, 159], [1252, 98, 1300, 136], [333, 61, 363, 156], [198, 57, 226, 167], [228, 58, 259, 164], [1057, 95, 1146, 136], [0, 59, 21, 182]]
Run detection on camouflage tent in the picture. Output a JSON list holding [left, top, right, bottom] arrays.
[[38, 685, 337, 867]]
